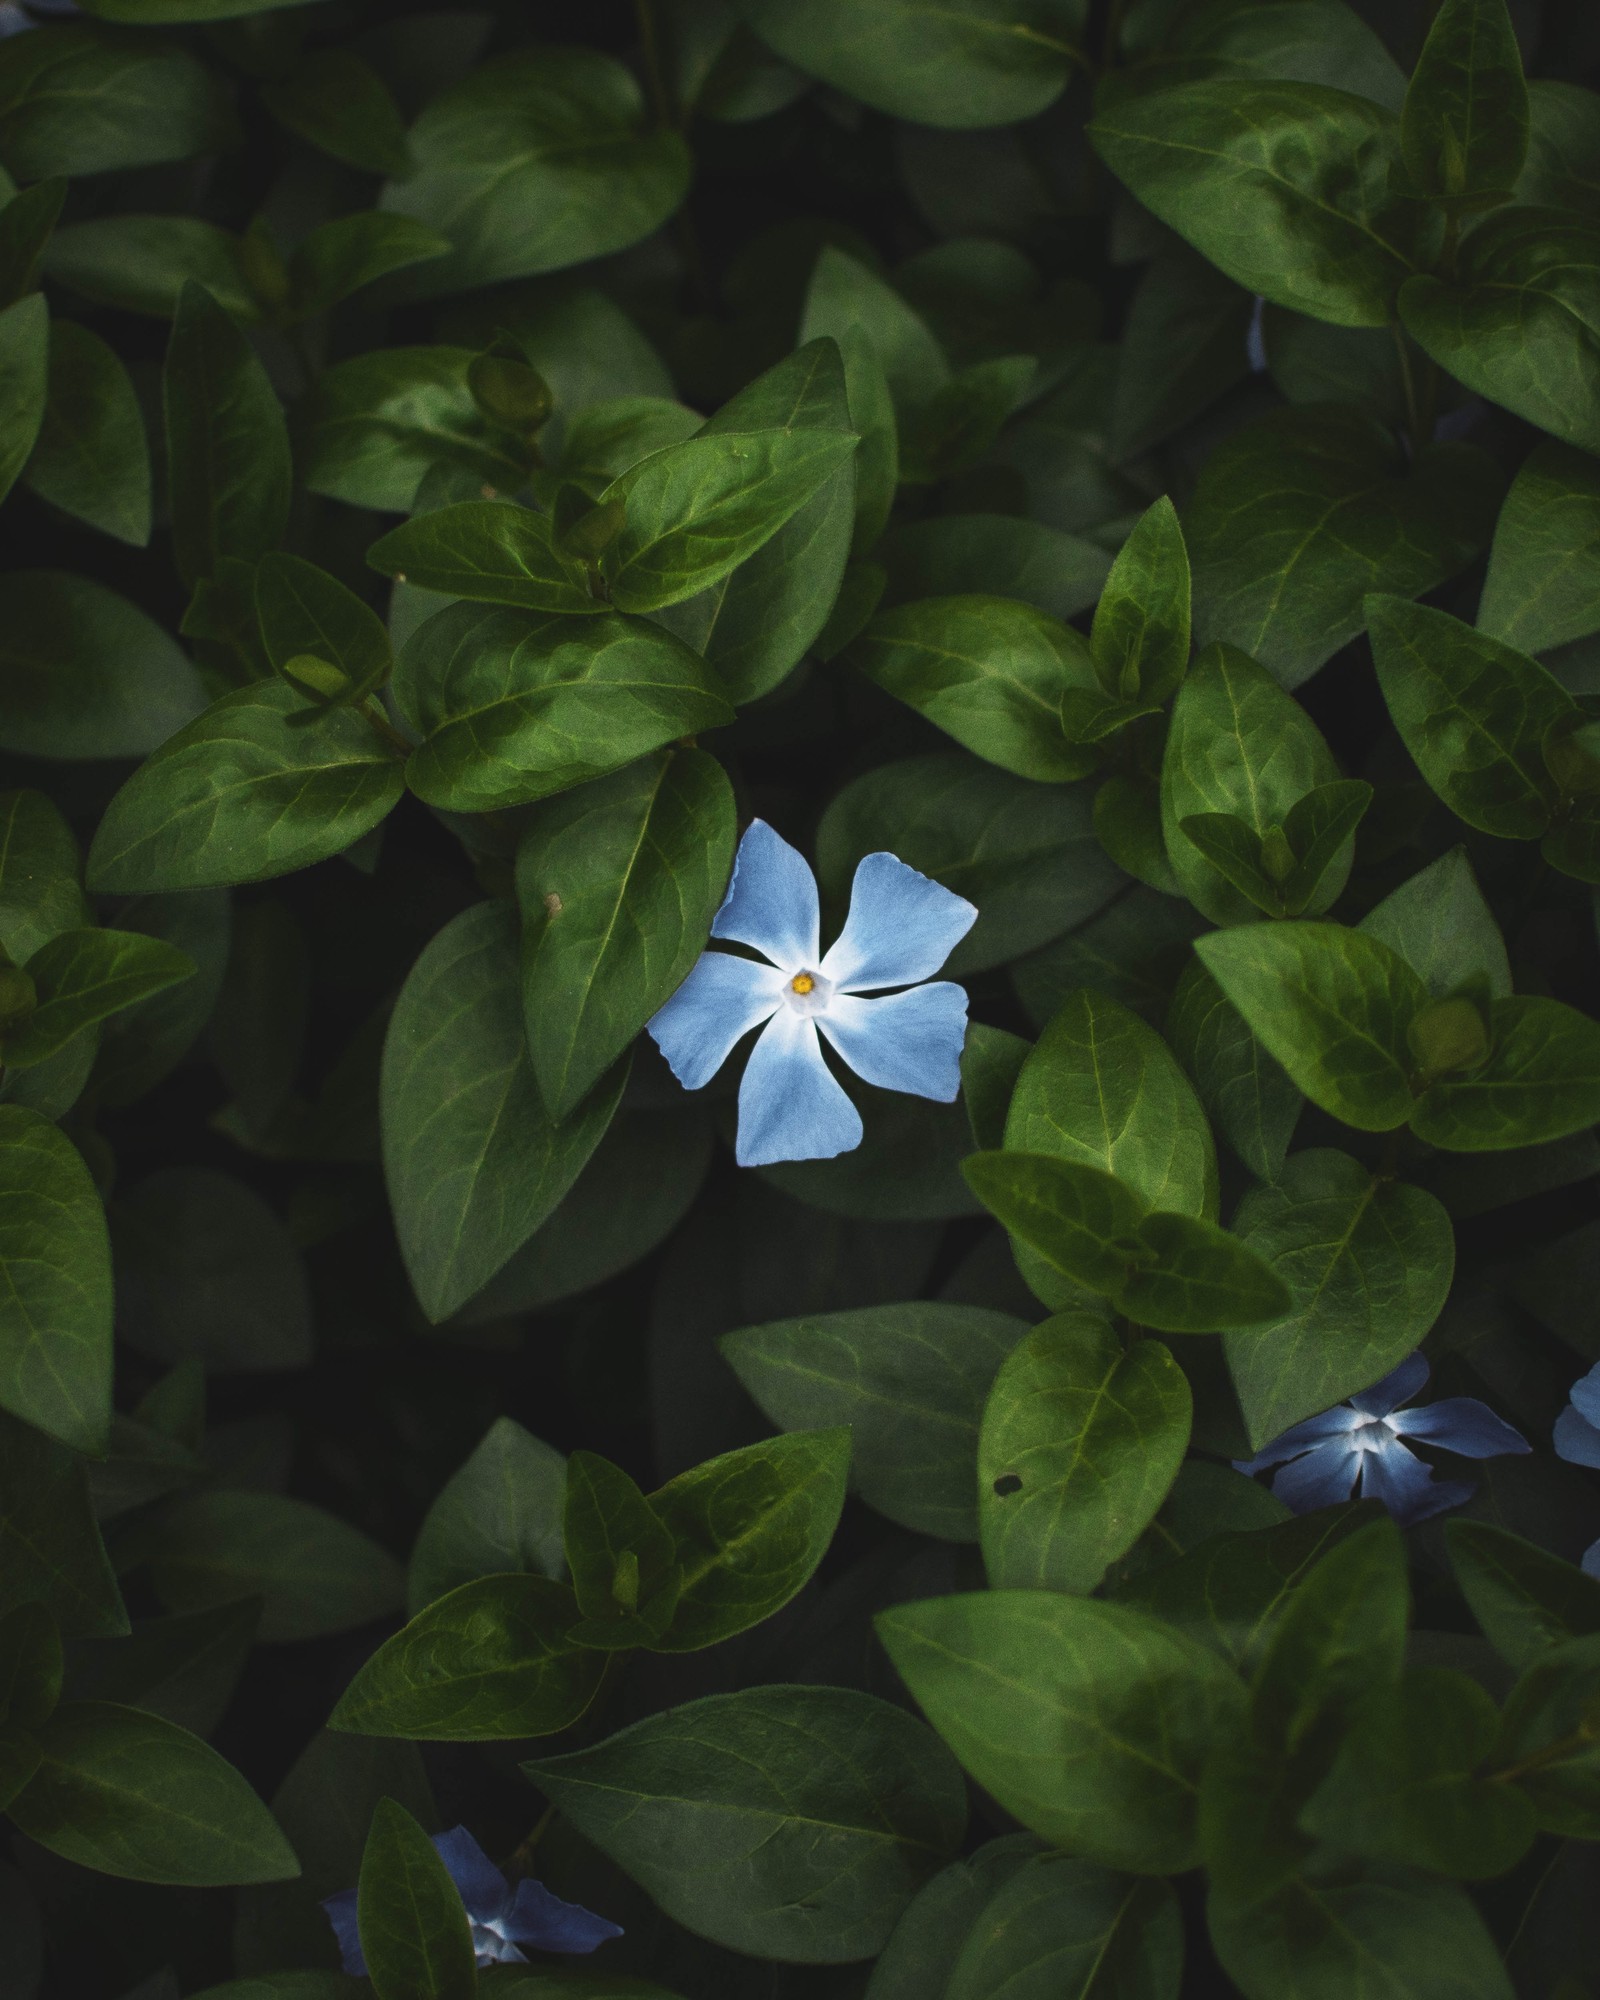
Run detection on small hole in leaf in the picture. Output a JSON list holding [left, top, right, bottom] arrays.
[[992, 1473, 1023, 1497]]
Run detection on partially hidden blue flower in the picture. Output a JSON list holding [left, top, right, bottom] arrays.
[[1235, 1352, 1530, 1527], [649, 819, 977, 1168], [1553, 1359, 1600, 1578], [321, 1825, 621, 1973]]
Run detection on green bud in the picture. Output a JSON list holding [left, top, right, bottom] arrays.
[[1259, 823, 1296, 886], [468, 345, 553, 432], [611, 1549, 640, 1614], [277, 653, 349, 702], [1407, 996, 1492, 1079]]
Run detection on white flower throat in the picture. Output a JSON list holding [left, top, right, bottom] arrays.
[[783, 969, 833, 1017]]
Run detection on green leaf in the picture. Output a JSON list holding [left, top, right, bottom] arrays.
[[66, 1597, 260, 1739], [0, 1106, 111, 1454], [880, 513, 1113, 624], [93, 888, 229, 1109], [0, 177, 63, 307], [86, 682, 404, 894], [878, 1589, 1244, 1872], [261, 50, 412, 179], [850, 595, 1099, 782], [300, 347, 529, 514], [978, 1313, 1191, 1592], [356, 1798, 475, 2000], [0, 25, 234, 181], [255, 553, 392, 706], [368, 502, 597, 614], [816, 752, 1121, 976], [1302, 1664, 1534, 1879], [600, 427, 858, 615], [942, 1853, 1181, 2000], [563, 1451, 681, 1649], [0, 291, 46, 506], [0, 1407, 125, 1637], [1447, 1519, 1600, 1671], [8, 1700, 298, 1885], [1492, 1634, 1600, 1837], [649, 1429, 849, 1651], [380, 902, 624, 1322], [1090, 495, 1191, 707], [1359, 846, 1512, 1000], [164, 281, 290, 587], [45, 214, 256, 319], [1089, 82, 1419, 328], [1401, 0, 1528, 204], [22, 319, 151, 545], [1186, 409, 1500, 688], [720, 1303, 1030, 1542], [864, 1836, 1044, 2000], [149, 1490, 404, 1642], [4, 926, 191, 1069], [1400, 207, 1600, 454], [332, 1574, 602, 1741], [397, 604, 731, 816], [1478, 441, 1600, 656], [1165, 961, 1302, 1182], [287, 214, 449, 321], [1367, 592, 1571, 838], [1109, 239, 1253, 462], [0, 1602, 60, 1729], [1195, 922, 1428, 1131], [381, 48, 690, 295], [515, 750, 734, 1118], [1228, 1150, 1454, 1449], [1161, 643, 1348, 924], [526, 1686, 967, 1962], [1411, 994, 1600, 1149], [1125, 1211, 1294, 1334], [407, 1418, 566, 1615], [0, 790, 88, 965], [741, 0, 1080, 128]]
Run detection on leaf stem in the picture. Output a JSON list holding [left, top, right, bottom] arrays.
[[359, 701, 413, 764]]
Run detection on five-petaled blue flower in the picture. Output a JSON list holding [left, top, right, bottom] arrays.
[[1553, 1359, 1600, 1578], [321, 1824, 621, 1973], [1236, 1352, 1529, 1525], [649, 819, 977, 1167]]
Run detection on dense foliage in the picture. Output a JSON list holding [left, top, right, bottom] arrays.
[[3, 0, 1600, 1994]]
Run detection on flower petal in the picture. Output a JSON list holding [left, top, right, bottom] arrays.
[[816, 983, 968, 1102], [648, 951, 786, 1091], [735, 1008, 863, 1167], [1235, 1405, 1360, 1474], [1360, 1440, 1472, 1526], [819, 851, 977, 992], [1349, 1350, 1429, 1417], [1554, 1404, 1600, 1470], [1569, 1360, 1600, 1431], [503, 1876, 624, 1955], [320, 1887, 366, 1977], [710, 819, 819, 972], [1270, 1441, 1361, 1512], [432, 1826, 508, 1920], [1387, 1397, 1530, 1459]]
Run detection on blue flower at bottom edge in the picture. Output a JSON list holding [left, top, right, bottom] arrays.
[[1236, 1352, 1530, 1527], [649, 819, 977, 1168], [321, 1825, 621, 1973], [1553, 1359, 1600, 1578]]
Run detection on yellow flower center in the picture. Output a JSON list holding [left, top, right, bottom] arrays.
[[790, 973, 815, 995]]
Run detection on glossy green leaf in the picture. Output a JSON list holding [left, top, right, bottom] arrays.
[[86, 683, 404, 894], [0, 1603, 61, 1730], [381, 48, 690, 296], [45, 214, 256, 319], [563, 1450, 681, 1649], [0, 790, 88, 965], [288, 214, 449, 321], [0, 1407, 125, 1637], [1447, 1520, 1600, 1671], [720, 1303, 1030, 1541], [1196, 922, 1427, 1131], [880, 513, 1112, 623], [1090, 495, 1191, 707], [649, 1428, 850, 1650], [380, 902, 624, 1321], [395, 604, 731, 816], [356, 1798, 475, 2000], [1401, 0, 1528, 204], [1186, 409, 1499, 688], [1165, 960, 1302, 1182], [0, 25, 233, 180], [515, 750, 734, 1118], [527, 1686, 967, 1962], [261, 50, 411, 179], [331, 1574, 602, 1741], [3, 927, 192, 1069], [851, 595, 1098, 782], [0, 177, 62, 307], [1492, 1634, 1600, 1837], [0, 290, 45, 506], [367, 502, 597, 615], [23, 319, 150, 545], [254, 554, 392, 703], [407, 1418, 567, 1616], [878, 1589, 1244, 1872], [1359, 847, 1512, 1000], [1109, 239, 1253, 462], [1478, 441, 1600, 656], [943, 1853, 1181, 2000], [0, 1106, 111, 1454], [1411, 994, 1600, 1149], [978, 1312, 1190, 1592], [92, 888, 230, 1108], [8, 1700, 298, 1885], [1228, 1149, 1455, 1449]]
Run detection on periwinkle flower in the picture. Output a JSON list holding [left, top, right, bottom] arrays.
[[1236, 1352, 1530, 1526], [1553, 1359, 1600, 1578], [321, 1825, 621, 1973], [649, 819, 976, 1167]]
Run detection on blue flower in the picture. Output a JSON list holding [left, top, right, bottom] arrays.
[[1236, 1352, 1530, 1526], [1552, 1359, 1600, 1579], [649, 819, 977, 1167], [321, 1825, 621, 1973]]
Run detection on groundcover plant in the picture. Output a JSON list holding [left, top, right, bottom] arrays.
[[4, 0, 1600, 1992]]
